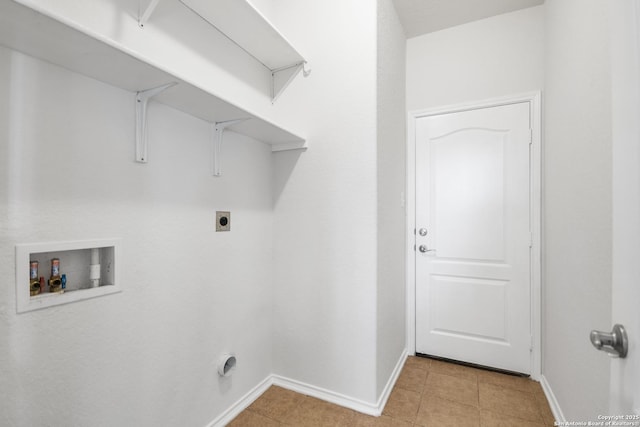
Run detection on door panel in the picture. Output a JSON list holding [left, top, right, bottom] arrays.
[[432, 129, 506, 261], [415, 102, 532, 373], [431, 276, 507, 340]]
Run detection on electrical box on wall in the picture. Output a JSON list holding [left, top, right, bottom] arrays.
[[216, 211, 230, 232], [15, 239, 121, 313]]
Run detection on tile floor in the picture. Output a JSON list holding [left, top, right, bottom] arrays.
[[228, 356, 556, 426]]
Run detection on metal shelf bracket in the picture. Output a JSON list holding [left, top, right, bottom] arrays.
[[138, 0, 161, 28], [272, 61, 311, 103], [212, 118, 249, 176], [135, 82, 176, 163]]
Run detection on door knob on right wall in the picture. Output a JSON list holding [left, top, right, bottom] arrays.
[[590, 324, 628, 358]]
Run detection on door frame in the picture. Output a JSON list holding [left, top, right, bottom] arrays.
[[406, 92, 542, 379]]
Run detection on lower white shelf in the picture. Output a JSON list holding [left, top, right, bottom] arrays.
[[15, 239, 122, 313]]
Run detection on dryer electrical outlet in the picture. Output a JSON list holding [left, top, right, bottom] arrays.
[[216, 211, 230, 232]]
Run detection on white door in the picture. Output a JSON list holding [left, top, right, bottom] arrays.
[[609, 0, 640, 415], [415, 102, 532, 374]]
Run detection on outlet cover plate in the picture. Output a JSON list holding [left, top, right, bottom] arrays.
[[216, 211, 230, 232]]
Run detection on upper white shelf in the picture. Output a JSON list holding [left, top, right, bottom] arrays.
[[0, 0, 307, 151], [180, 0, 305, 71], [178, 0, 310, 102]]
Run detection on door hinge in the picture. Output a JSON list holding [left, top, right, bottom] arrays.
[[529, 128, 533, 145], [529, 232, 533, 248]]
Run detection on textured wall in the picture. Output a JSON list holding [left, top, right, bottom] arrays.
[[407, 6, 545, 112], [3, 0, 413, 420], [269, 0, 380, 403], [610, 0, 640, 415], [0, 47, 275, 427], [543, 0, 613, 420], [376, 0, 407, 399]]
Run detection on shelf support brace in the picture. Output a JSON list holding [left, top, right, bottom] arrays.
[[138, 0, 161, 28], [271, 61, 311, 103], [135, 82, 176, 163], [212, 119, 249, 177]]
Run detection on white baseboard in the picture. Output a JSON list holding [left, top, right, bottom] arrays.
[[206, 376, 274, 427], [374, 349, 408, 413], [273, 348, 408, 417], [540, 374, 565, 423], [205, 349, 409, 426], [272, 375, 381, 416]]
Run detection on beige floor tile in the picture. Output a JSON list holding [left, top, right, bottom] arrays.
[[395, 365, 428, 393], [404, 355, 432, 371], [480, 409, 547, 427], [415, 393, 480, 427], [479, 382, 543, 423], [382, 387, 422, 424], [530, 380, 556, 423], [231, 360, 558, 427], [530, 380, 547, 398], [352, 413, 413, 426], [280, 396, 355, 427], [534, 392, 556, 426], [247, 386, 304, 421], [476, 369, 537, 394], [430, 359, 480, 382], [425, 372, 479, 407], [227, 410, 281, 427]]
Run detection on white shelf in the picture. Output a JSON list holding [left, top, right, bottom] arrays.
[[0, 0, 307, 154], [179, 0, 310, 102], [15, 239, 122, 313], [180, 0, 304, 70]]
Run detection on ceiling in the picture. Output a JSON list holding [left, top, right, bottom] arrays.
[[392, 0, 545, 38]]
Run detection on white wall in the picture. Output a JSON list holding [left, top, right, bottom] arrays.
[[407, 6, 545, 112], [2, 0, 409, 420], [610, 0, 640, 415], [376, 0, 407, 399], [269, 0, 380, 404], [543, 0, 612, 420], [0, 47, 274, 426]]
